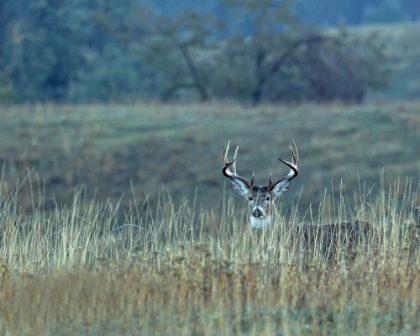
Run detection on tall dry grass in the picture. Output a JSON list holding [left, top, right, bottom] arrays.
[[0, 175, 418, 335]]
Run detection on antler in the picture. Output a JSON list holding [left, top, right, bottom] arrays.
[[267, 139, 299, 191], [222, 140, 254, 189]]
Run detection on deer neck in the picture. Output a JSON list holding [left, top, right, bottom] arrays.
[[250, 215, 272, 228]]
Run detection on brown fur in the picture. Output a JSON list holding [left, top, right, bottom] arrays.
[[283, 219, 379, 259]]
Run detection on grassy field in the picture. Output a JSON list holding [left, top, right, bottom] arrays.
[[0, 102, 419, 219], [1, 21, 420, 335], [0, 172, 418, 334], [0, 101, 418, 333]]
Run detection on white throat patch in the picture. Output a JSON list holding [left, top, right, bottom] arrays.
[[250, 215, 271, 228]]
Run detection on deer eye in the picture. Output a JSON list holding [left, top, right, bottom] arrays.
[[266, 196, 270, 201], [248, 196, 253, 201]]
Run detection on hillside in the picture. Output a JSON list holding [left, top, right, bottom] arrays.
[[0, 102, 418, 220]]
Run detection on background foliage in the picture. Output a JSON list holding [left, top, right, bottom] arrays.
[[0, 0, 405, 104]]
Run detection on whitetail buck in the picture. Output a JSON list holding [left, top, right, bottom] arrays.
[[222, 139, 299, 228], [222, 140, 378, 254]]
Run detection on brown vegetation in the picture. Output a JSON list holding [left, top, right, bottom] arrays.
[[0, 175, 417, 333]]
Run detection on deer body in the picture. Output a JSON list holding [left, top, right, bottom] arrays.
[[291, 220, 377, 254], [222, 140, 378, 253]]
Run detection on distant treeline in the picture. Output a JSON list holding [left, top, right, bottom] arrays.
[[151, 0, 420, 25], [0, 0, 397, 104]]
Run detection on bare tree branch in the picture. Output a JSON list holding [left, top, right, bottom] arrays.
[[164, 33, 209, 102]]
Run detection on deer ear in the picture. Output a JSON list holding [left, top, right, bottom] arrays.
[[271, 180, 291, 200], [231, 179, 251, 198]]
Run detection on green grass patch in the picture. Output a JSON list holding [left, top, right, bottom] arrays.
[[0, 102, 418, 219]]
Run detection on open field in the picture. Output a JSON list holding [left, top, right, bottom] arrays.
[[0, 173, 418, 334], [0, 101, 419, 334], [1, 21, 420, 335], [0, 102, 419, 219]]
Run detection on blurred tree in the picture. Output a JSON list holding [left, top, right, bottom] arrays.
[[208, 0, 390, 104], [68, 0, 158, 102], [215, 0, 297, 104], [274, 31, 391, 103], [1, 0, 158, 102], [147, 0, 419, 26], [6, 0, 85, 101], [0, 0, 394, 103], [141, 9, 223, 102], [0, 72, 13, 103], [0, 0, 18, 100]]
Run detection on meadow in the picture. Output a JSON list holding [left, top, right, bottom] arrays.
[[0, 101, 420, 217], [0, 172, 418, 335], [0, 102, 419, 334]]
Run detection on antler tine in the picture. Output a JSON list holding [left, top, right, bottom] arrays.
[[290, 139, 299, 166], [278, 145, 298, 171], [222, 140, 230, 166], [267, 139, 299, 190], [232, 145, 239, 174], [222, 141, 253, 189]]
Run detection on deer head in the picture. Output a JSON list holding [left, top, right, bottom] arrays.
[[222, 140, 299, 228]]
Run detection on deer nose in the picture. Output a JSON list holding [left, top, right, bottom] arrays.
[[252, 208, 264, 218]]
